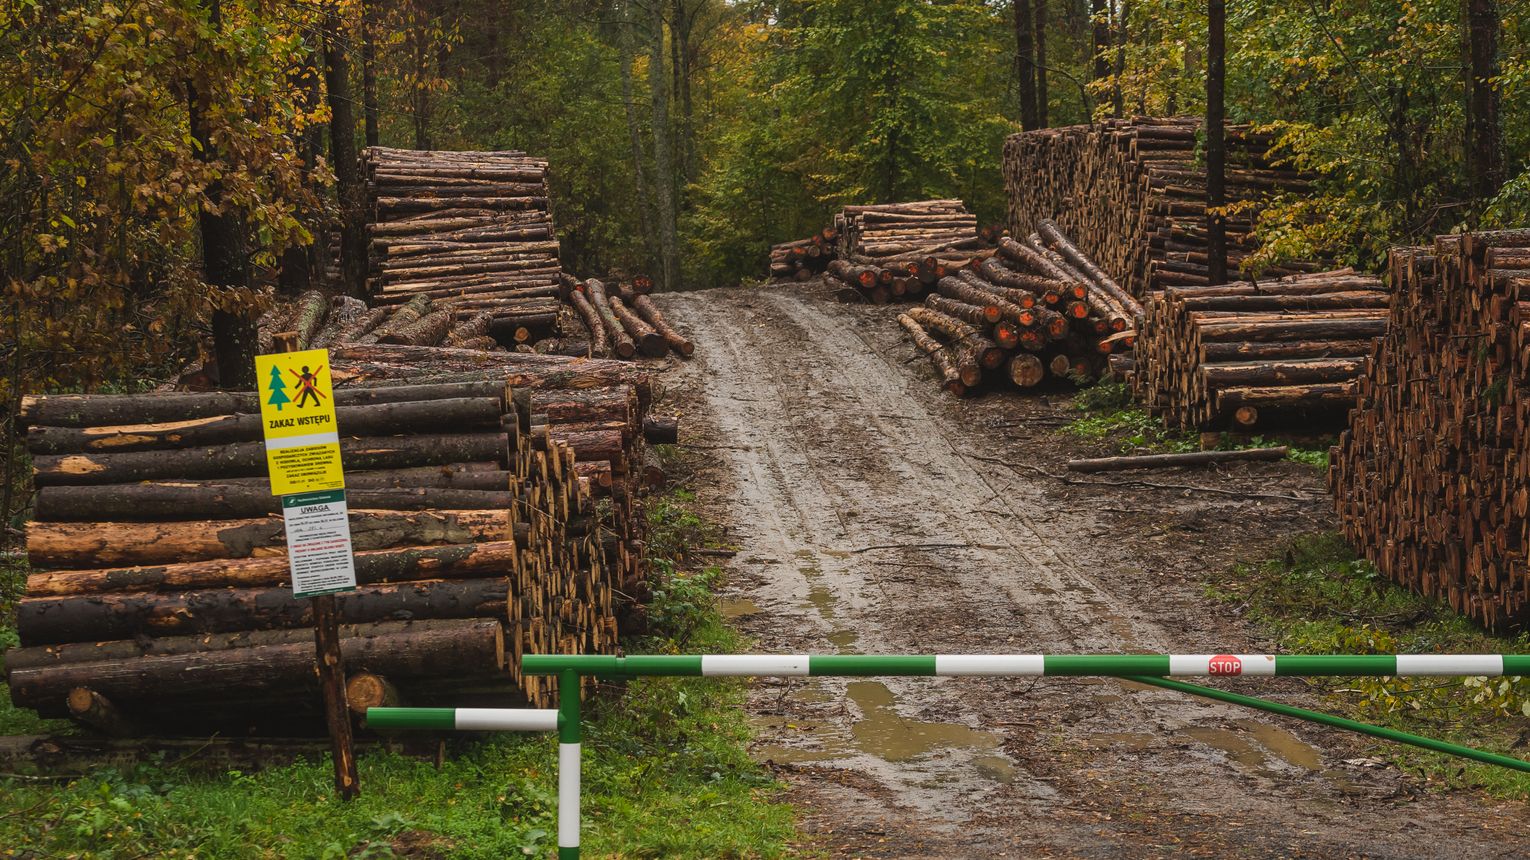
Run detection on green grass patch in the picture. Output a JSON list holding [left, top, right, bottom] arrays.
[[0, 488, 797, 858], [1209, 533, 1530, 797], [1066, 381, 1332, 466]]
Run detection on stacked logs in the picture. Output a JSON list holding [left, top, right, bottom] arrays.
[[1127, 269, 1387, 430], [899, 224, 1143, 395], [561, 276, 693, 360], [769, 227, 839, 282], [1002, 118, 1318, 296], [836, 200, 988, 265], [324, 344, 671, 624], [363, 147, 561, 335], [1330, 230, 1530, 630], [5, 349, 672, 732]]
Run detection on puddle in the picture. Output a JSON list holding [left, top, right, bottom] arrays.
[[719, 596, 762, 619], [806, 584, 837, 618], [1235, 719, 1323, 771], [847, 681, 1003, 763], [827, 629, 858, 651], [751, 681, 1011, 780], [1184, 722, 1323, 773]]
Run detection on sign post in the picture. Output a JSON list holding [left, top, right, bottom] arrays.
[[258, 338, 360, 799]]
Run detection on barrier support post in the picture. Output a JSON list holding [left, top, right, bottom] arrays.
[[558, 669, 581, 860]]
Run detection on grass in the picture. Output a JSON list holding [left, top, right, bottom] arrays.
[[0, 488, 798, 858], [1208, 533, 1530, 797], [1066, 381, 1333, 466]]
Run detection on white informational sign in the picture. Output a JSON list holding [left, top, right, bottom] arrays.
[[281, 489, 358, 598]]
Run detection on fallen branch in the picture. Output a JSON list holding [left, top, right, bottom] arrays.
[[1066, 446, 1289, 473]]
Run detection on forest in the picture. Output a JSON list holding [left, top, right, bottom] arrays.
[[2, 0, 1528, 398]]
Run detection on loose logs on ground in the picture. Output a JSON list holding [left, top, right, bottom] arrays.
[[1330, 229, 1530, 631], [1128, 269, 1386, 430], [7, 349, 676, 731], [769, 227, 839, 282], [896, 223, 1139, 395]]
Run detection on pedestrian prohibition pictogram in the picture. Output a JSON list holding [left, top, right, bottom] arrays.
[[255, 348, 345, 496]]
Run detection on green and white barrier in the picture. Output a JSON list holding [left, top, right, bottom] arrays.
[[518, 652, 1530, 678], [369, 652, 1530, 858]]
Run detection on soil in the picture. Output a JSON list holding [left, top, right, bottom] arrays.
[[652, 282, 1529, 859]]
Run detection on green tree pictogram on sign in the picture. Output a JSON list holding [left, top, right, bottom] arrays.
[[267, 364, 291, 411]]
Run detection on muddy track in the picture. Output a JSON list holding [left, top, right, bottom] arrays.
[[655, 284, 1526, 858]]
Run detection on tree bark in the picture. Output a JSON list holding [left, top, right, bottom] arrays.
[[16, 579, 512, 645], [27, 509, 515, 568], [649, 1, 680, 291], [35, 484, 516, 522], [1034, 0, 1049, 126], [190, 0, 256, 390], [362, 0, 379, 147], [1091, 0, 1111, 112], [1464, 0, 1503, 209], [1067, 446, 1289, 472], [324, 1, 368, 298], [1205, 0, 1227, 284], [1014, 0, 1038, 131]]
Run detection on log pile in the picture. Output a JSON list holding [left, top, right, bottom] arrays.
[[769, 227, 839, 282], [836, 200, 989, 265], [363, 147, 561, 336], [6, 347, 673, 732], [898, 223, 1143, 395], [560, 276, 693, 360], [1330, 230, 1530, 630], [1002, 118, 1318, 296], [1126, 269, 1386, 430]]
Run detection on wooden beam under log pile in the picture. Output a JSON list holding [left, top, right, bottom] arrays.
[[1331, 229, 1530, 631], [1002, 118, 1320, 297], [1127, 269, 1385, 429], [6, 346, 679, 732]]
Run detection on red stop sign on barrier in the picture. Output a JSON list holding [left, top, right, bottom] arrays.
[[1208, 655, 1243, 676]]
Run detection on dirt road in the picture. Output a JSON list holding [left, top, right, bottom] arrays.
[[656, 283, 1526, 858]]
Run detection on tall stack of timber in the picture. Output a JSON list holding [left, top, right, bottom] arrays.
[[363, 147, 562, 343], [323, 344, 671, 627], [5, 348, 672, 733], [1331, 230, 1530, 630], [899, 222, 1142, 395], [1002, 118, 1318, 297], [1127, 269, 1386, 430], [768, 227, 839, 282]]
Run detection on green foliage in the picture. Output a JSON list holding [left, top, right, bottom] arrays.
[[1096, 0, 1530, 269], [1210, 533, 1530, 796]]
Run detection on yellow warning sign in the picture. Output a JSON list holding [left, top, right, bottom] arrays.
[[254, 348, 345, 496]]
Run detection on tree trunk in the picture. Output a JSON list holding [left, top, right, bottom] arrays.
[[1091, 0, 1110, 111], [36, 484, 516, 522], [10, 619, 505, 710], [190, 0, 256, 390], [1034, 0, 1049, 127], [649, 2, 680, 292], [1014, 0, 1038, 131], [1067, 446, 1288, 473], [1464, 0, 1503, 210], [324, 1, 368, 298], [362, 0, 379, 147], [26, 540, 522, 597], [1205, 0, 1227, 284], [26, 509, 515, 568], [619, 2, 661, 268], [16, 579, 512, 645]]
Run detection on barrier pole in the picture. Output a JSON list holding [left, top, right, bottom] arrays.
[[557, 669, 582, 860], [1129, 676, 1530, 774]]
